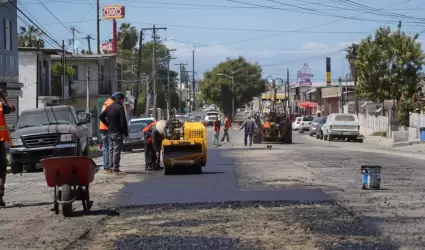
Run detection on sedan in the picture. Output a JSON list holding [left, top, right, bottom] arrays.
[[123, 123, 147, 152], [308, 116, 320, 136]]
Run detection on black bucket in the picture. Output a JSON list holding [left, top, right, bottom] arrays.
[[361, 165, 381, 190]]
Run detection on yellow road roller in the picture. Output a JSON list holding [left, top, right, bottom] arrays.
[[162, 121, 207, 175]]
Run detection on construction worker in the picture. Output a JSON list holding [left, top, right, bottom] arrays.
[[0, 84, 16, 207], [239, 116, 257, 147], [221, 116, 232, 143], [99, 95, 115, 173], [144, 120, 166, 171], [212, 117, 221, 146]]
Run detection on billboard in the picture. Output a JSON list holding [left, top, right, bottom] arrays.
[[103, 5, 125, 20], [102, 42, 113, 53]]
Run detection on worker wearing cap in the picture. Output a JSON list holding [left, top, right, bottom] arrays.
[[0, 84, 16, 207], [99, 94, 115, 173], [99, 92, 128, 173]]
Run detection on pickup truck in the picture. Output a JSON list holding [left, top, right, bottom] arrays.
[[9, 105, 90, 174]]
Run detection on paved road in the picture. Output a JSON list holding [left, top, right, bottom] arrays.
[[2, 128, 425, 249]]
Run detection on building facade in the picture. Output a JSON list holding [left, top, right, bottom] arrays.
[[0, 0, 22, 128]]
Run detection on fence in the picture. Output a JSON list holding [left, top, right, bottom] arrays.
[[358, 113, 389, 135], [72, 80, 111, 97]]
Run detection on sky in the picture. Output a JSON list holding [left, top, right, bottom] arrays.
[[15, 0, 425, 83]]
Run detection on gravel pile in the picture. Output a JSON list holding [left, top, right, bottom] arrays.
[[80, 201, 396, 250]]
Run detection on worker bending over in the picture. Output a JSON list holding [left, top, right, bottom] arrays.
[[144, 120, 166, 170]]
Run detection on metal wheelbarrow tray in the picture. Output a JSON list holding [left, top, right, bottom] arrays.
[[41, 156, 96, 217]]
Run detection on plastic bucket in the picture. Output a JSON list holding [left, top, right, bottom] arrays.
[[361, 165, 381, 190]]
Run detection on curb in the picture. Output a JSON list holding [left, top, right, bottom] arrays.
[[391, 141, 421, 148]]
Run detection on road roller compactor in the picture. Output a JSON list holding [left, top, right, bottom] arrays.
[[162, 119, 207, 175]]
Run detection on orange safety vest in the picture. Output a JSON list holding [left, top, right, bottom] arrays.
[[0, 103, 10, 142], [143, 121, 157, 133], [263, 121, 270, 129], [99, 98, 114, 130]]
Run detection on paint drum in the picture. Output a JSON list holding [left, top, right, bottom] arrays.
[[361, 165, 381, 190]]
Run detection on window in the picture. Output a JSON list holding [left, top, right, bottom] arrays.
[[72, 65, 78, 80], [334, 115, 356, 122]]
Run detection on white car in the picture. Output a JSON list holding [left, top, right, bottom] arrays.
[[129, 117, 156, 126], [204, 111, 219, 126], [292, 117, 302, 130], [298, 115, 314, 133], [320, 113, 363, 142]]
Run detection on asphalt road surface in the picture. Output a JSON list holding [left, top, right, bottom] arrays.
[[2, 128, 425, 249]]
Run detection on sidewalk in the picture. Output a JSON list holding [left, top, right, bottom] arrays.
[[363, 134, 422, 148]]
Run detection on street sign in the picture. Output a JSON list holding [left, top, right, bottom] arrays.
[[103, 5, 125, 20], [101, 43, 113, 53]]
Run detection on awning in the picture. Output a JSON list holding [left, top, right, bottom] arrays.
[[306, 88, 317, 95], [297, 101, 318, 108]]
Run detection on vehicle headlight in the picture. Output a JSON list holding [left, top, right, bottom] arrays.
[[11, 138, 23, 146], [60, 133, 77, 142]]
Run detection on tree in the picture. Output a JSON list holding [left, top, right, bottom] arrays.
[[51, 62, 76, 99], [199, 56, 266, 116], [118, 23, 138, 51], [18, 26, 45, 48], [345, 43, 359, 114], [354, 23, 425, 125]]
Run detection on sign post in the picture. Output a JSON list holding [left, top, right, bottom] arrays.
[[102, 5, 125, 54], [326, 57, 331, 86]]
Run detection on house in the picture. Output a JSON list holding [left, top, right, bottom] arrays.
[[18, 47, 64, 112], [0, 0, 23, 129], [50, 54, 123, 111]]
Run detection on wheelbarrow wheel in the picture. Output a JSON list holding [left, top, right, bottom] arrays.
[[61, 184, 73, 217]]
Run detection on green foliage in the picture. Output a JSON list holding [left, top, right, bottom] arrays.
[[18, 26, 45, 48], [396, 93, 423, 126], [355, 25, 425, 103], [199, 56, 266, 116], [51, 62, 76, 100], [51, 62, 75, 78], [353, 24, 425, 125]]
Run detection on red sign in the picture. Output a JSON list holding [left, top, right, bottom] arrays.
[[103, 5, 125, 20], [102, 43, 113, 53]]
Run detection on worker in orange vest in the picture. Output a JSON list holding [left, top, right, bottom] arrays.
[[99, 95, 115, 173], [0, 84, 16, 207]]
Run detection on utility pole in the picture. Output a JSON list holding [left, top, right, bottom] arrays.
[[338, 77, 343, 112], [70, 26, 79, 54], [62, 40, 66, 102], [166, 49, 176, 120], [174, 63, 188, 113], [192, 48, 195, 111], [83, 35, 95, 54], [287, 68, 291, 114], [86, 67, 90, 112], [96, 0, 100, 54], [141, 25, 167, 119], [134, 30, 143, 116]]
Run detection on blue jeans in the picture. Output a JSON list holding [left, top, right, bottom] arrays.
[[100, 131, 109, 170]]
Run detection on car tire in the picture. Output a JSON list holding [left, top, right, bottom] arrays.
[[11, 162, 23, 174], [357, 139, 364, 143], [328, 134, 334, 141]]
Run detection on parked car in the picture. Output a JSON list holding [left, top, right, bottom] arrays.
[[9, 105, 90, 174], [315, 116, 327, 139], [308, 116, 321, 136], [320, 113, 363, 142], [129, 117, 155, 126], [298, 116, 314, 133], [292, 117, 302, 130], [123, 123, 147, 152]]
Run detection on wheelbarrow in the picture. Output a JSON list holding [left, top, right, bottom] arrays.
[[41, 156, 97, 217]]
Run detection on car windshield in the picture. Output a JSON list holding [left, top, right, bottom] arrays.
[[334, 115, 356, 121], [302, 116, 314, 121], [128, 123, 146, 133], [207, 112, 218, 116], [18, 107, 74, 128]]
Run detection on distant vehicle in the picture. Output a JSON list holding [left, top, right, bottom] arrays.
[[204, 111, 219, 126], [292, 117, 302, 131], [298, 116, 314, 133], [315, 116, 327, 139], [9, 105, 90, 174], [308, 116, 321, 136], [320, 113, 363, 142], [123, 123, 147, 152], [129, 117, 155, 126]]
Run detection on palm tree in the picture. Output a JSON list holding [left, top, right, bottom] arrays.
[[18, 26, 45, 48], [345, 43, 359, 114], [117, 23, 138, 51]]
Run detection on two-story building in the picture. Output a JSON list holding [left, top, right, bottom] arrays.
[[51, 54, 123, 112], [1, 0, 22, 129], [18, 47, 64, 112]]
